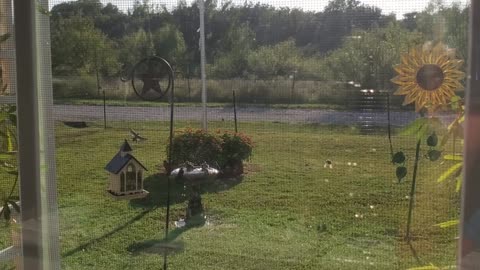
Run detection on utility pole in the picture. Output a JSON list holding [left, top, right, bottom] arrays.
[[198, 0, 208, 131]]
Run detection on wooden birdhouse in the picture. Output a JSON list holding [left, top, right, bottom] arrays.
[[105, 140, 149, 199]]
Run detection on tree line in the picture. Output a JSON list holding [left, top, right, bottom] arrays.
[[50, 0, 468, 90]]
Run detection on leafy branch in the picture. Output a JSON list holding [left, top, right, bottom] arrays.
[[0, 33, 19, 222]]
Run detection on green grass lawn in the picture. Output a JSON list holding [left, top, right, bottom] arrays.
[[1, 121, 459, 269]]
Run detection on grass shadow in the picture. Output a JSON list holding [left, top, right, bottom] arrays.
[[129, 173, 243, 209], [127, 217, 207, 256], [62, 207, 155, 257]]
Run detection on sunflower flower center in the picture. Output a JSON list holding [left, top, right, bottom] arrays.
[[416, 64, 445, 91]]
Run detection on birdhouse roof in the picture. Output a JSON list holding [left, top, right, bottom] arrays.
[[105, 152, 148, 174], [120, 139, 133, 152]]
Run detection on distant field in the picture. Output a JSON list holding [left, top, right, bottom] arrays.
[[52, 76, 406, 110], [1, 121, 459, 269]]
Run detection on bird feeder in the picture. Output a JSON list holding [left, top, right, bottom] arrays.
[[170, 163, 219, 222], [105, 140, 149, 200]]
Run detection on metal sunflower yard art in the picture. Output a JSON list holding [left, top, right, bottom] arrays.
[[391, 42, 465, 113], [389, 42, 465, 242]]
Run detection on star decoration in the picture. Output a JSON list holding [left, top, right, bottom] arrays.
[[139, 62, 165, 96]]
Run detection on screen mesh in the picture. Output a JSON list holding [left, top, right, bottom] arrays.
[[1, 0, 471, 269]]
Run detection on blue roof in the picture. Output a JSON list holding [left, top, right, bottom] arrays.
[[105, 152, 147, 174]]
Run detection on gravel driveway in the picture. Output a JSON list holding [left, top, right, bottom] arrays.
[[54, 104, 450, 127]]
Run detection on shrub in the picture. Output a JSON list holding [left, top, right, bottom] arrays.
[[218, 131, 254, 166], [169, 128, 222, 166], [169, 129, 253, 169], [53, 75, 97, 98]]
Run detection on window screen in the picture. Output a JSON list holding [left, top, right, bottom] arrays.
[[0, 0, 473, 269]]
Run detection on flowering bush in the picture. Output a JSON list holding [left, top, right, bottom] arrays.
[[168, 128, 253, 170], [218, 131, 254, 166], [168, 128, 222, 166]]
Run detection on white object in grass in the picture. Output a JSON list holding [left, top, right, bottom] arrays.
[[175, 218, 186, 228]]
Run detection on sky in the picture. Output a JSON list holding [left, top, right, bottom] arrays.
[[49, 0, 469, 18]]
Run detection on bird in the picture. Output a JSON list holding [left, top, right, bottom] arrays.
[[129, 128, 147, 142], [176, 168, 185, 179], [324, 160, 333, 169]]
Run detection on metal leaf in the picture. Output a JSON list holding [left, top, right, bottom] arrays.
[[427, 150, 441, 161], [396, 166, 407, 182], [392, 151, 406, 164], [427, 133, 438, 147]]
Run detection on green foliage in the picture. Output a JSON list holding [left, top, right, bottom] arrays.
[[218, 131, 254, 165], [169, 128, 254, 168], [118, 23, 187, 73], [51, 16, 120, 76], [323, 22, 423, 88], [211, 24, 256, 78], [414, 2, 469, 59], [48, 0, 469, 83], [152, 24, 187, 64], [169, 128, 223, 166], [52, 75, 97, 98], [246, 39, 305, 78], [119, 29, 155, 69], [0, 105, 18, 223], [0, 29, 20, 222], [0, 33, 10, 95]]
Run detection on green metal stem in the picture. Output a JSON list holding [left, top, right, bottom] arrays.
[[406, 139, 421, 241]]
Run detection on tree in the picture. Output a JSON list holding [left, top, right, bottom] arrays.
[[118, 24, 186, 70], [152, 24, 187, 65], [50, 0, 102, 19], [51, 16, 120, 76], [211, 24, 255, 78], [440, 3, 469, 59], [247, 39, 302, 78], [304, 0, 390, 54], [323, 23, 423, 89], [412, 2, 468, 59]]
